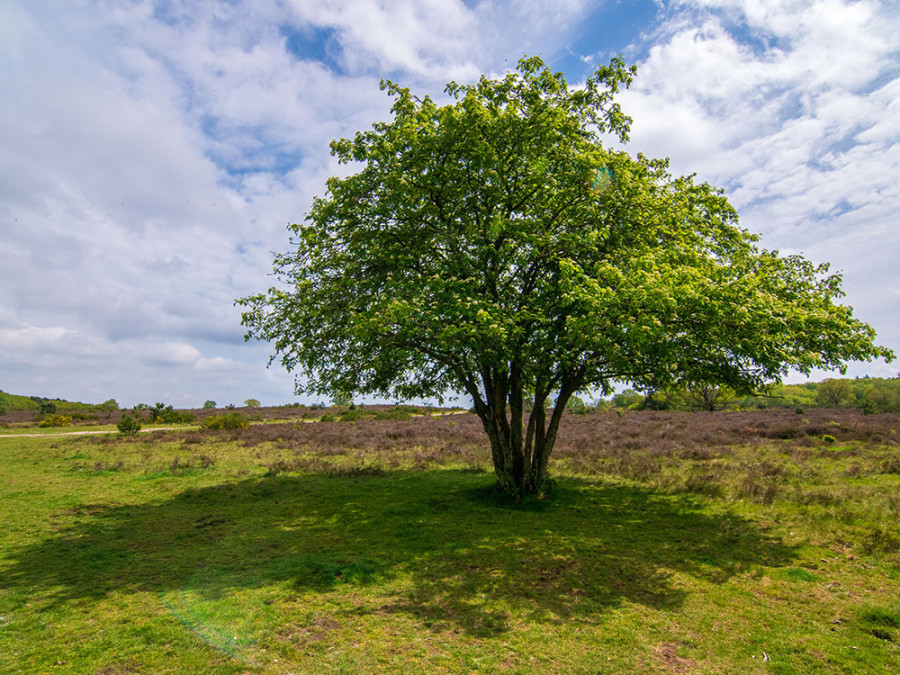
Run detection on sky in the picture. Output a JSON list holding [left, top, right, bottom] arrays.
[[1, 0, 898, 408]]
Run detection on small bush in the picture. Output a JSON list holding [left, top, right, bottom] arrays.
[[117, 413, 142, 435], [822, 434, 837, 444], [148, 402, 194, 424], [202, 412, 249, 431], [37, 400, 58, 417], [39, 414, 72, 428]]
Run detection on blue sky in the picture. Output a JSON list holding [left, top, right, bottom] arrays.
[[1, 0, 898, 407]]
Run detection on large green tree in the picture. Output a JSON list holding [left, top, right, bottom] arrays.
[[239, 57, 892, 495]]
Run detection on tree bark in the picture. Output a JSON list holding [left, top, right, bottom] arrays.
[[472, 371, 579, 496]]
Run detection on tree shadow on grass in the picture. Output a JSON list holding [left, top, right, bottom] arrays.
[[2, 471, 796, 638]]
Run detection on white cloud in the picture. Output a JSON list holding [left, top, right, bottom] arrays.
[[288, 0, 481, 80], [617, 0, 900, 378], [144, 341, 202, 367]]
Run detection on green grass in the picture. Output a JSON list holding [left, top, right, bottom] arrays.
[[1, 423, 898, 673]]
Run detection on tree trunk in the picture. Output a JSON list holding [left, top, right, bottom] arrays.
[[473, 373, 579, 497]]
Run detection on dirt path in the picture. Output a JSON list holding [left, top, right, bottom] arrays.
[[0, 427, 175, 439]]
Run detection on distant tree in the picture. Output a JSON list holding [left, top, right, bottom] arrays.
[[638, 389, 671, 410], [816, 379, 854, 407], [96, 398, 119, 412], [240, 56, 893, 496], [862, 380, 900, 413], [564, 394, 590, 414], [203, 400, 217, 409], [775, 384, 818, 409], [610, 390, 643, 409], [244, 398, 261, 408], [679, 385, 737, 412]]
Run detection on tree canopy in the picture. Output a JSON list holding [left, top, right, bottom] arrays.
[[239, 56, 893, 495]]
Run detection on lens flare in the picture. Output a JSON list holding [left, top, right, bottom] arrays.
[[588, 167, 613, 195]]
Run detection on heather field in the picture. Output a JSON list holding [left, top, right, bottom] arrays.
[[1, 408, 898, 673]]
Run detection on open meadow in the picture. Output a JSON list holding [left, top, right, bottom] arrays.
[[1, 407, 899, 673]]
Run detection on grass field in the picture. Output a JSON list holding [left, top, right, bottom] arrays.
[[1, 408, 898, 673]]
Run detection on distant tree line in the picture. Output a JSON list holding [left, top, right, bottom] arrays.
[[601, 377, 900, 414]]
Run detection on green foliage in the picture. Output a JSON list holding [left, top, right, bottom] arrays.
[[816, 378, 853, 407], [96, 398, 119, 412], [38, 414, 71, 428], [611, 390, 643, 409], [0, 390, 39, 412], [564, 395, 591, 414], [36, 400, 57, 417], [636, 390, 671, 410], [331, 390, 353, 408], [243, 398, 261, 408], [734, 377, 900, 412], [239, 56, 892, 495], [202, 400, 217, 409], [148, 402, 194, 424], [202, 412, 249, 430], [863, 380, 900, 413], [116, 412, 142, 435], [737, 383, 818, 410]]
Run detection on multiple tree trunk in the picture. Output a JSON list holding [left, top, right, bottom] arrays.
[[467, 364, 580, 495]]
